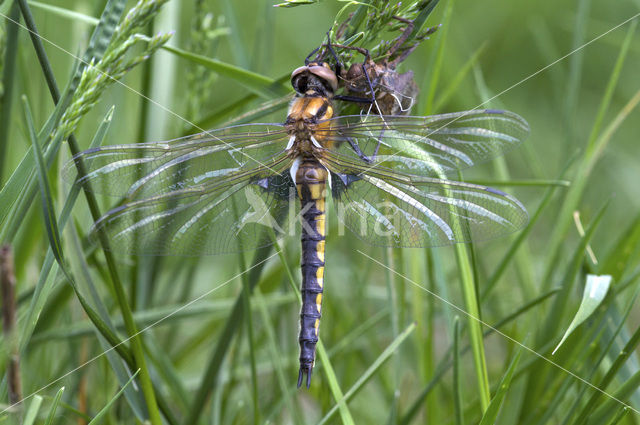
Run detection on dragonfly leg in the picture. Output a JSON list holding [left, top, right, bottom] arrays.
[[346, 136, 378, 164]]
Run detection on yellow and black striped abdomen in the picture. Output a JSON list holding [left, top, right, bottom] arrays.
[[295, 160, 327, 388]]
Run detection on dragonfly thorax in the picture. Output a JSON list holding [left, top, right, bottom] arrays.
[[285, 94, 335, 159]]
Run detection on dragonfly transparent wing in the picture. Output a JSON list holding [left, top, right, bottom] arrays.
[[91, 163, 297, 255], [318, 109, 529, 177], [62, 123, 290, 199], [325, 152, 528, 248]]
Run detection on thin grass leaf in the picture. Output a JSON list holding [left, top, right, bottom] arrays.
[[19, 4, 169, 422], [160, 44, 290, 99], [543, 19, 638, 291], [452, 317, 464, 425], [432, 42, 486, 112], [28, 1, 99, 25], [222, 0, 249, 69], [572, 300, 640, 422], [482, 153, 577, 300], [184, 247, 274, 425], [540, 199, 609, 340], [398, 289, 559, 425], [273, 0, 317, 8], [23, 395, 43, 425], [562, 0, 591, 141], [19, 107, 113, 353], [455, 240, 490, 411], [192, 83, 291, 130], [559, 285, 640, 425], [520, 202, 609, 420], [421, 0, 453, 115], [600, 211, 640, 281], [253, 288, 302, 423], [87, 369, 140, 425], [589, 371, 640, 424], [553, 274, 611, 354], [478, 346, 522, 425], [317, 323, 416, 425], [43, 387, 64, 425], [25, 96, 64, 264], [318, 341, 355, 425], [0, 2, 20, 184], [605, 407, 630, 425], [0, 0, 126, 235], [66, 216, 149, 422]]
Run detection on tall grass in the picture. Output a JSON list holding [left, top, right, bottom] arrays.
[[1, 0, 640, 424]]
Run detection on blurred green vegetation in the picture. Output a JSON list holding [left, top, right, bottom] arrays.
[[1, 0, 640, 424]]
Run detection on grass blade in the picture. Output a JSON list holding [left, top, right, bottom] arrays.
[[87, 370, 140, 425], [24, 96, 64, 264], [160, 44, 290, 99], [478, 346, 523, 425], [455, 241, 490, 411], [452, 317, 464, 425], [317, 323, 416, 425], [22, 395, 43, 425], [542, 19, 638, 291], [553, 275, 611, 354], [43, 387, 64, 425], [0, 2, 20, 184]]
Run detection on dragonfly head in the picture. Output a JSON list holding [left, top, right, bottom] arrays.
[[291, 62, 338, 97]]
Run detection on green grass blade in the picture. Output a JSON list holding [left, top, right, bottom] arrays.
[[600, 211, 640, 281], [43, 387, 64, 425], [452, 317, 464, 425], [23, 395, 43, 425], [0, 2, 20, 184], [455, 241, 490, 411], [160, 44, 290, 99], [519, 202, 609, 420], [398, 288, 559, 425], [478, 346, 522, 425], [432, 42, 486, 112], [28, 1, 100, 25], [253, 288, 302, 423], [559, 285, 640, 425], [605, 407, 630, 425], [573, 301, 640, 422], [481, 168, 569, 300], [317, 323, 416, 425], [421, 0, 454, 115], [24, 96, 64, 264], [184, 247, 275, 425], [553, 274, 611, 354], [542, 19, 638, 291], [19, 107, 113, 353], [589, 371, 640, 424], [540, 202, 609, 342], [87, 370, 140, 425]]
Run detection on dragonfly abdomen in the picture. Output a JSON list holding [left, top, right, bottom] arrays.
[[295, 159, 327, 388]]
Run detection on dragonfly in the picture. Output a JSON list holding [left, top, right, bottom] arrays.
[[63, 60, 529, 389]]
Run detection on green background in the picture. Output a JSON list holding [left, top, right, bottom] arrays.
[[1, 0, 640, 423]]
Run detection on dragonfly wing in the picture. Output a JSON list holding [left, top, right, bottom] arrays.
[[62, 123, 289, 199], [91, 159, 297, 255], [326, 156, 528, 248], [319, 109, 529, 177]]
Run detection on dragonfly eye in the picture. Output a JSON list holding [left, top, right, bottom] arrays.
[[291, 64, 338, 94], [307, 65, 338, 92]]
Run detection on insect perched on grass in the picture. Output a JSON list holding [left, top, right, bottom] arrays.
[[63, 55, 529, 388]]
